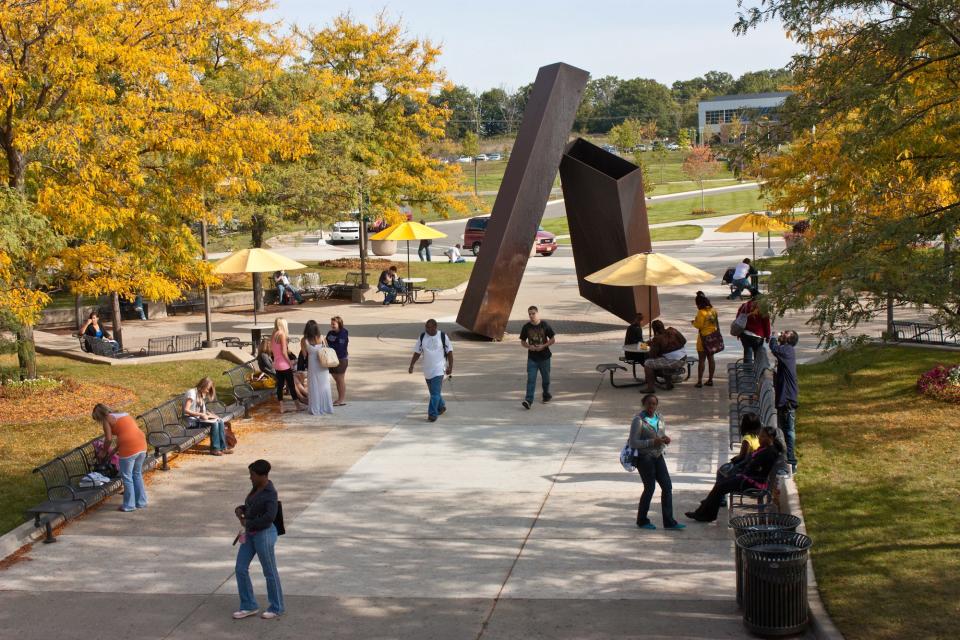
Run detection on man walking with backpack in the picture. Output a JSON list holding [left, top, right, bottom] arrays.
[[409, 319, 453, 422], [520, 306, 556, 409]]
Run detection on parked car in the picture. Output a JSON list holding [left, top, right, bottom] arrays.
[[329, 220, 360, 244], [457, 156, 473, 163], [463, 215, 558, 257], [600, 144, 617, 153], [475, 154, 489, 161], [666, 142, 680, 151], [487, 153, 502, 161]]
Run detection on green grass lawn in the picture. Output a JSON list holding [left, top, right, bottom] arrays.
[[305, 260, 473, 291], [651, 179, 742, 195], [549, 222, 703, 245], [796, 344, 960, 640], [0, 355, 237, 535], [646, 188, 767, 224]]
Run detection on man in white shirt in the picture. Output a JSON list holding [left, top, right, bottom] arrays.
[[728, 258, 757, 300], [444, 244, 466, 263], [408, 319, 454, 422]]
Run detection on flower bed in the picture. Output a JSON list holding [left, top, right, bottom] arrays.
[[916, 364, 960, 403]]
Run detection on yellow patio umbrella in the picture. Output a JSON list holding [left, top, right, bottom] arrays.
[[213, 248, 308, 323], [715, 212, 792, 261], [369, 220, 447, 280], [585, 251, 714, 333]]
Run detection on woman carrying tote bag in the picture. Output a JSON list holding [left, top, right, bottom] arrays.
[[302, 320, 334, 416], [692, 291, 723, 388]]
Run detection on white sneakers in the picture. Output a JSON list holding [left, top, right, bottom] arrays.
[[232, 609, 258, 619], [232, 609, 282, 620]]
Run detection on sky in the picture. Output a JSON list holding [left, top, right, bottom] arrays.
[[262, 0, 800, 91]]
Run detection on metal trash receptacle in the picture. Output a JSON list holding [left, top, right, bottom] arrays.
[[737, 530, 812, 637], [731, 513, 802, 606]]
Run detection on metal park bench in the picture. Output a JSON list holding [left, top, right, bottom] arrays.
[[146, 332, 202, 357], [224, 360, 275, 416]]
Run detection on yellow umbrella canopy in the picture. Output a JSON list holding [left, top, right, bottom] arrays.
[[369, 221, 448, 280], [585, 251, 715, 287], [212, 248, 307, 324], [213, 248, 307, 274], [715, 212, 792, 261], [369, 220, 447, 241], [715, 213, 792, 234]]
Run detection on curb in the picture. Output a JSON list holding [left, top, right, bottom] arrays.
[[780, 476, 846, 640]]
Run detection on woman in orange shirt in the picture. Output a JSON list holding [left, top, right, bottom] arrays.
[[93, 403, 148, 512]]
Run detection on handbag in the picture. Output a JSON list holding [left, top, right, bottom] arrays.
[[225, 424, 238, 449], [730, 312, 748, 337], [274, 500, 285, 536], [702, 330, 725, 355], [318, 346, 339, 368], [619, 443, 637, 472]]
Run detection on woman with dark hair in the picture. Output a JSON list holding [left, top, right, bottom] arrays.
[[234, 459, 284, 620], [628, 394, 685, 531], [686, 425, 783, 523], [691, 291, 719, 387], [714, 413, 763, 506], [302, 320, 333, 416], [326, 316, 349, 406]]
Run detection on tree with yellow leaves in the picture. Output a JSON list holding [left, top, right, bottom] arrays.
[[737, 1, 960, 343]]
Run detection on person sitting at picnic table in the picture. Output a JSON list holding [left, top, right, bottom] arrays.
[[686, 425, 783, 523], [639, 320, 687, 393], [377, 265, 405, 305], [623, 312, 645, 363], [444, 244, 466, 263], [274, 270, 303, 305], [183, 377, 233, 456], [728, 258, 758, 300]]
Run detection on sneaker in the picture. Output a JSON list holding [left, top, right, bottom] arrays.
[[664, 523, 686, 531], [438, 406, 446, 415], [636, 522, 656, 530], [428, 415, 437, 422], [522, 400, 531, 410], [261, 611, 281, 620], [542, 393, 553, 403], [233, 609, 259, 620]]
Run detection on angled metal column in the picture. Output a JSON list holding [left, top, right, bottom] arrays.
[[456, 62, 589, 340], [559, 138, 659, 323]]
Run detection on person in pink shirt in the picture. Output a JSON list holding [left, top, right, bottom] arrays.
[[271, 318, 305, 413]]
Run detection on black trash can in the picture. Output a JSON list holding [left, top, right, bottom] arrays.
[[737, 530, 813, 637], [731, 513, 802, 606]]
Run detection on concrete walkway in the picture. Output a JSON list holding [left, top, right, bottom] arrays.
[[1, 232, 828, 639]]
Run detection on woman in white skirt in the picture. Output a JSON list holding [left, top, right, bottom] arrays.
[[302, 320, 334, 415]]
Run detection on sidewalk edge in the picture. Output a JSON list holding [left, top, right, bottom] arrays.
[[781, 477, 846, 640]]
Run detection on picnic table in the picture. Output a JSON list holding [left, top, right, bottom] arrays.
[[234, 322, 274, 354], [398, 277, 437, 304]]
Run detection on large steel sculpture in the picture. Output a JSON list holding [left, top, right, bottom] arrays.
[[559, 138, 658, 323], [456, 62, 589, 340]]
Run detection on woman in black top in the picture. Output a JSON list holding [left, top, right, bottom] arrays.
[[685, 426, 783, 523], [233, 459, 284, 620]]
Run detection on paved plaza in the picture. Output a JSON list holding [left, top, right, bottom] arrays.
[[0, 230, 825, 639]]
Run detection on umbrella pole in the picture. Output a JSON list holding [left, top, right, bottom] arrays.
[[407, 241, 411, 280], [648, 286, 653, 336], [752, 233, 756, 262]]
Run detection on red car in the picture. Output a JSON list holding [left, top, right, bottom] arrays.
[[463, 215, 558, 257]]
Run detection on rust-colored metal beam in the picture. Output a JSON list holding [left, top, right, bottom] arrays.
[[559, 138, 659, 323], [456, 62, 589, 340]]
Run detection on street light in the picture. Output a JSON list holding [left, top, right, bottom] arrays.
[[357, 169, 380, 293]]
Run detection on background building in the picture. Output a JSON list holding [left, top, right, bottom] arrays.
[[698, 91, 790, 143]]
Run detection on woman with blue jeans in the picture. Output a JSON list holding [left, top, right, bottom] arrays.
[[183, 377, 232, 456], [92, 403, 147, 512], [234, 459, 284, 620], [628, 394, 685, 531]]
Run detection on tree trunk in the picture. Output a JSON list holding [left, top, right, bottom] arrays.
[[111, 293, 123, 349], [252, 215, 265, 312], [16, 324, 36, 379], [886, 292, 895, 338], [473, 160, 478, 196], [74, 293, 83, 331]]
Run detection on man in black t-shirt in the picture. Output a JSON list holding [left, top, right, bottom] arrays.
[[520, 305, 556, 409]]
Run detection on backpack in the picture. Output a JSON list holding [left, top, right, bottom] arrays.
[[419, 331, 450, 354]]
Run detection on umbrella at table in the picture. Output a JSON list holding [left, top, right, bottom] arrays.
[[585, 251, 714, 333], [715, 212, 792, 261], [213, 248, 308, 324], [369, 220, 447, 280]]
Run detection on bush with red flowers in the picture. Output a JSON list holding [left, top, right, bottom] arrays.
[[916, 364, 960, 403]]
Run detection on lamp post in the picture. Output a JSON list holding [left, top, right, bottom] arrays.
[[200, 218, 214, 348]]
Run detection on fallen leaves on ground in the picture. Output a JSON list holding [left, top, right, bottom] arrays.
[[0, 379, 136, 426]]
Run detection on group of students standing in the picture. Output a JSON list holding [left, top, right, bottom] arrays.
[[256, 317, 350, 415]]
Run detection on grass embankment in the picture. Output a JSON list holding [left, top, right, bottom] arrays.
[[0, 355, 236, 535], [796, 344, 960, 640], [546, 221, 703, 244], [646, 188, 767, 224]]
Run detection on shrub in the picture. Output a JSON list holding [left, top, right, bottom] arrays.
[[0, 376, 63, 399], [916, 364, 960, 403], [691, 208, 716, 215]]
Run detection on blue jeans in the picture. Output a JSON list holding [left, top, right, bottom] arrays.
[[236, 524, 284, 614], [426, 375, 446, 418], [418, 245, 431, 261], [118, 451, 147, 511], [378, 283, 397, 304], [525, 358, 551, 403], [741, 335, 766, 367], [276, 285, 302, 304], [778, 405, 797, 470], [209, 419, 226, 451], [635, 454, 676, 527]]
